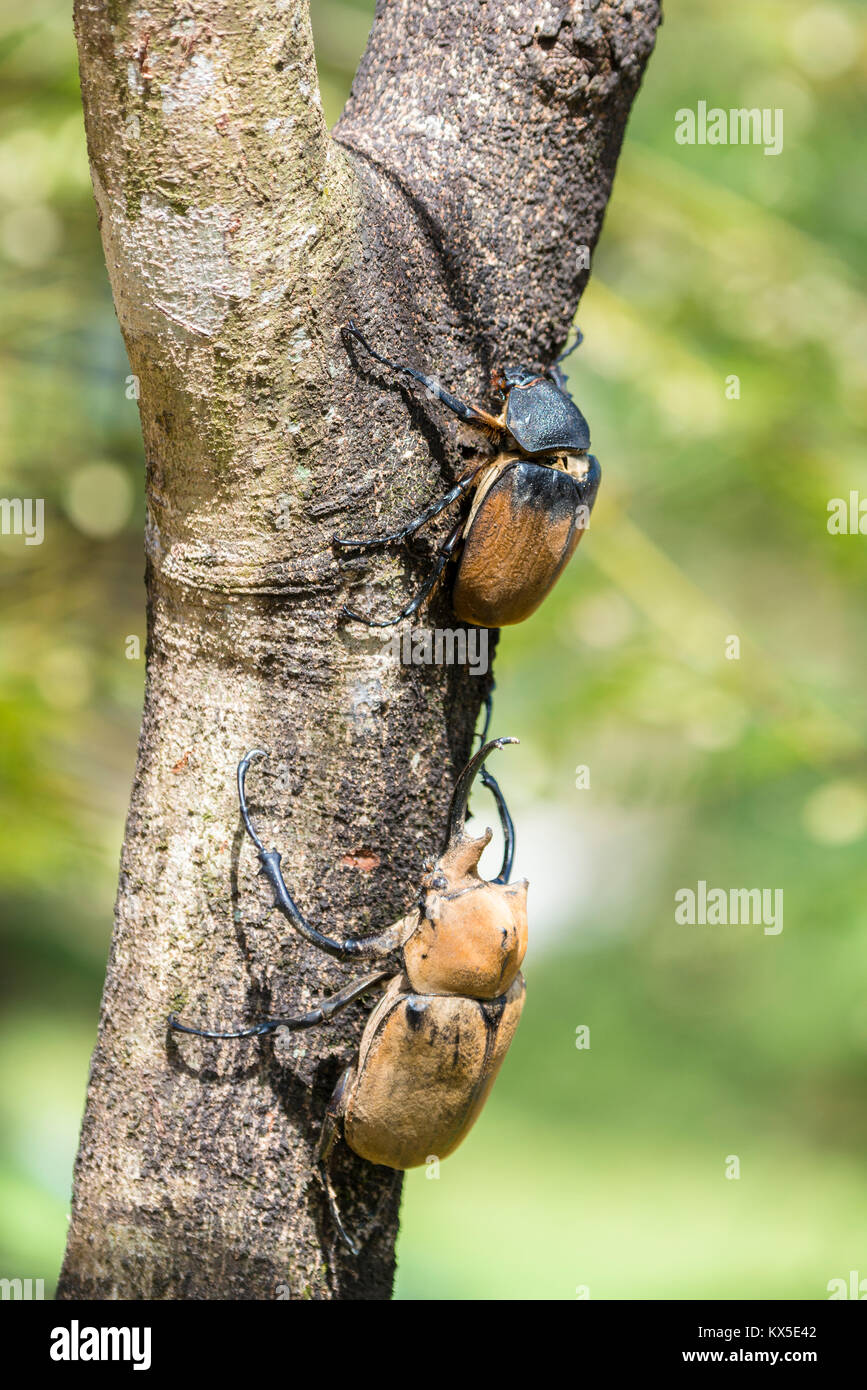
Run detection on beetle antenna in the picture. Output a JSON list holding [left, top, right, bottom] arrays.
[[448, 736, 518, 844], [237, 749, 268, 854], [553, 327, 584, 365]]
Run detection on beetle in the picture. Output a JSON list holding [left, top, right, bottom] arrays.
[[168, 713, 526, 1252], [334, 319, 601, 628]]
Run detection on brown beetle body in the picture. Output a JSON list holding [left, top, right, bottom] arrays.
[[335, 322, 601, 630], [336, 826, 528, 1171], [169, 733, 527, 1252], [452, 453, 596, 627], [403, 829, 528, 998], [345, 971, 525, 1170]]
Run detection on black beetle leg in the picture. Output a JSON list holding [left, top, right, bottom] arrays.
[[548, 328, 584, 390], [547, 362, 569, 392], [472, 692, 515, 883], [316, 1066, 359, 1254], [469, 692, 511, 878], [168, 969, 392, 1041], [342, 515, 465, 628], [551, 327, 584, 367], [477, 689, 495, 745], [344, 320, 502, 432], [480, 768, 515, 885], [333, 464, 482, 552], [238, 753, 401, 962]]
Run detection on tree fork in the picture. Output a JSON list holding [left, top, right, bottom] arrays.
[[58, 0, 661, 1301]]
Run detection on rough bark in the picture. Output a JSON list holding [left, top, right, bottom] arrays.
[[58, 0, 661, 1301]]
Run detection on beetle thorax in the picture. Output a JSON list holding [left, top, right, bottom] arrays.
[[403, 831, 528, 1000]]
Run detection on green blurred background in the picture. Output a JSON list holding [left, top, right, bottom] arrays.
[[1, 0, 865, 1299]]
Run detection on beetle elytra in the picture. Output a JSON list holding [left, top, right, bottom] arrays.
[[335, 320, 601, 629], [168, 722, 527, 1252]]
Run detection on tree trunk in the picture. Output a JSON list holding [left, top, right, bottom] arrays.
[[58, 0, 661, 1301]]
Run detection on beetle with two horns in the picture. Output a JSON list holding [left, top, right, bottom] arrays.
[[335, 320, 601, 629], [169, 728, 527, 1252]]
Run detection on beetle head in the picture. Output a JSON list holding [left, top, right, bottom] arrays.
[[493, 330, 584, 403], [500, 365, 542, 390]]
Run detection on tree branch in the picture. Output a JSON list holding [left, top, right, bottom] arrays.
[[58, 0, 660, 1302], [335, 0, 662, 359]]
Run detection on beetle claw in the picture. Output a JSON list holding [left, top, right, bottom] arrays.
[[341, 604, 369, 624], [341, 604, 403, 629]]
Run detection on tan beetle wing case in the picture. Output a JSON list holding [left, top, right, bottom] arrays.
[[453, 460, 587, 627], [344, 973, 525, 1170]]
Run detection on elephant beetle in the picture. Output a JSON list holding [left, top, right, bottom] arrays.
[[168, 715, 526, 1252], [334, 319, 601, 628]]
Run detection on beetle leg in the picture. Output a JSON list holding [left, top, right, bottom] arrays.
[[256, 845, 400, 959], [547, 362, 569, 392], [551, 327, 584, 367], [316, 1066, 359, 1254], [342, 515, 465, 628], [479, 768, 515, 885], [477, 688, 494, 746], [474, 692, 516, 883], [345, 320, 503, 432], [168, 970, 392, 1040], [333, 464, 482, 552], [238, 752, 403, 962], [547, 328, 584, 391]]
